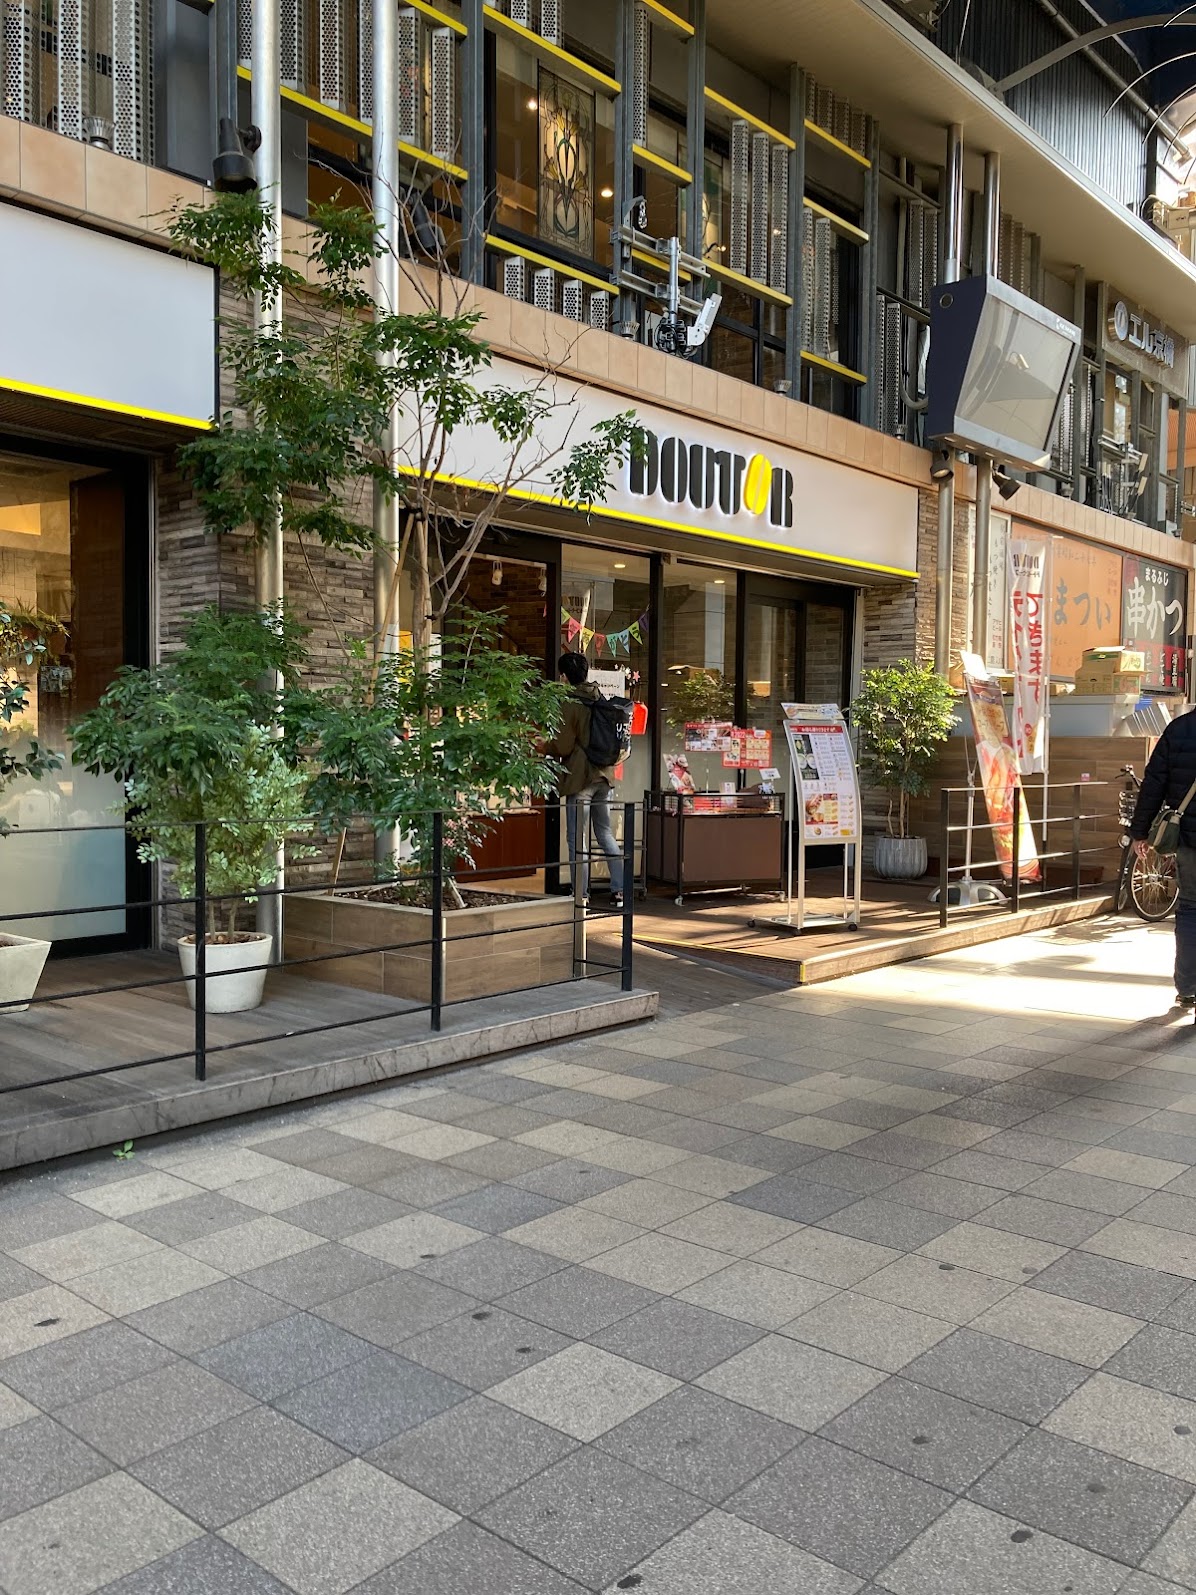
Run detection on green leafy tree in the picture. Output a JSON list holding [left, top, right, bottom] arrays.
[[850, 660, 956, 839], [664, 669, 736, 732], [0, 606, 63, 836]]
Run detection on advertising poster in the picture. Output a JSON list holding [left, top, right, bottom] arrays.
[[723, 729, 773, 769], [783, 719, 859, 840], [684, 721, 735, 753], [1122, 557, 1188, 692], [1009, 535, 1049, 775], [1049, 536, 1122, 678], [965, 672, 1040, 881]]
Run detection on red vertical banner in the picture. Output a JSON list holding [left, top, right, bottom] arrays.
[[1009, 536, 1049, 775]]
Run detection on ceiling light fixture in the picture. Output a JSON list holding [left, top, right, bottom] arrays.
[[600, 185, 614, 199]]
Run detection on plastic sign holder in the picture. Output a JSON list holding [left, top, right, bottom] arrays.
[[752, 703, 863, 934]]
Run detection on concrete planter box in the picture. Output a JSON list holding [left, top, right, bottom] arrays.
[[285, 889, 576, 1004], [0, 933, 51, 1014]]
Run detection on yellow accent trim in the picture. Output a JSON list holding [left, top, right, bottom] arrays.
[[0, 376, 211, 431], [238, 70, 468, 180], [803, 196, 868, 244], [639, 0, 694, 36], [703, 87, 795, 150], [805, 118, 871, 169], [402, 0, 467, 36], [631, 246, 691, 283], [484, 6, 621, 93], [400, 464, 918, 579], [705, 258, 792, 307], [632, 144, 692, 185], [802, 349, 868, 384], [485, 234, 615, 294]]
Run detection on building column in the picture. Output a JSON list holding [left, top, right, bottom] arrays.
[[685, 0, 706, 259], [934, 122, 963, 677], [971, 149, 1000, 660], [459, 0, 485, 283], [859, 114, 881, 428], [784, 64, 806, 402]]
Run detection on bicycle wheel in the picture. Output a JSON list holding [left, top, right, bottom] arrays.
[[1129, 847, 1179, 921], [1114, 844, 1132, 914]]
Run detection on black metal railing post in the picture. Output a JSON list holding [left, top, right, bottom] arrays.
[[938, 787, 951, 930], [1072, 784, 1083, 901], [430, 810, 444, 1032], [622, 801, 636, 992], [1011, 788, 1022, 915], [194, 821, 207, 1081]]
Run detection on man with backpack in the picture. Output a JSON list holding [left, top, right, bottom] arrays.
[[1128, 705, 1196, 1007], [548, 652, 628, 907]]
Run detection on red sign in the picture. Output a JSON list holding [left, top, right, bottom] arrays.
[[722, 728, 773, 769]]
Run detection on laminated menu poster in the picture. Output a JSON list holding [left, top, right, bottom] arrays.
[[684, 722, 735, 753], [964, 671, 1040, 882], [723, 729, 773, 769], [783, 717, 860, 841]]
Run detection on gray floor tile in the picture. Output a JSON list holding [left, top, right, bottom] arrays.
[[928, 1152, 1043, 1191], [1144, 1496, 1196, 1585], [0, 1471, 202, 1595], [969, 1427, 1192, 1564], [489, 1343, 677, 1441], [125, 1278, 292, 1354], [398, 1305, 570, 1390], [726, 1434, 951, 1579], [315, 1272, 479, 1348], [881, 1173, 1003, 1221], [498, 1264, 660, 1337], [222, 1458, 456, 1595], [251, 1128, 368, 1169], [240, 1243, 395, 1309], [0, 1414, 111, 1521], [276, 1351, 469, 1452], [446, 1140, 561, 1181], [305, 1144, 422, 1189], [902, 1327, 1088, 1422], [475, 1445, 705, 1589], [595, 1385, 803, 1501], [127, 1405, 347, 1528], [1043, 1373, 1196, 1484], [794, 1154, 909, 1194], [875, 1499, 1130, 1594], [0, 1195, 103, 1253], [57, 1360, 254, 1467], [368, 1393, 576, 1512], [728, 1176, 857, 1224], [415, 1237, 566, 1299], [0, 1256, 50, 1304], [589, 1297, 764, 1378], [977, 1194, 1110, 1247], [197, 1312, 375, 1399], [1131, 1192, 1196, 1238], [508, 1160, 632, 1203], [711, 1134, 828, 1173], [279, 1188, 412, 1240], [783, 1292, 956, 1374], [1156, 1283, 1196, 1334], [122, 1192, 258, 1246], [351, 1519, 588, 1594], [697, 1335, 885, 1429], [1105, 1325, 1196, 1403], [851, 1133, 954, 1172], [607, 1508, 864, 1595], [0, 1321, 173, 1410], [369, 1162, 491, 1207], [93, 1534, 294, 1594], [818, 1100, 920, 1131], [430, 1185, 564, 1234], [1118, 1575, 1194, 1595], [1023, 1168, 1151, 1216], [1033, 1251, 1190, 1319], [819, 1198, 958, 1251], [822, 1376, 1027, 1491]]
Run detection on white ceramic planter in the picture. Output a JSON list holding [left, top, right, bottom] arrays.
[[0, 934, 51, 1014], [178, 933, 272, 1013], [873, 835, 928, 881]]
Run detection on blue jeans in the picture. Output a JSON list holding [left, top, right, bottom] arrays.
[[565, 783, 624, 900], [1177, 845, 1196, 998]]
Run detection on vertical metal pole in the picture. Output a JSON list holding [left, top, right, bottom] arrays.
[[859, 116, 881, 428], [934, 123, 964, 677], [1011, 789, 1022, 914], [1072, 784, 1082, 900], [972, 149, 999, 660], [194, 824, 207, 1081], [459, 0, 485, 282], [613, 0, 636, 337], [621, 801, 635, 991], [373, 0, 402, 868], [785, 64, 807, 401], [686, 0, 707, 256], [1071, 267, 1086, 503], [942, 123, 964, 284], [253, 0, 285, 961], [939, 786, 950, 929], [430, 810, 444, 1030]]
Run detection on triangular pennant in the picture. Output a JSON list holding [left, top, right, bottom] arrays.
[[594, 633, 606, 656], [566, 617, 581, 642], [629, 622, 641, 644], [580, 627, 594, 651], [561, 607, 571, 624]]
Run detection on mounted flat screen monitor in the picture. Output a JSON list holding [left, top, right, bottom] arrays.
[[927, 275, 1081, 470]]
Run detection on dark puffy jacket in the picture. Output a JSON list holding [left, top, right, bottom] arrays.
[[1129, 709, 1196, 846]]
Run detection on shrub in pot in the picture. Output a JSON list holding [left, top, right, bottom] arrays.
[[72, 607, 313, 1013], [851, 659, 956, 881], [0, 607, 63, 1012]]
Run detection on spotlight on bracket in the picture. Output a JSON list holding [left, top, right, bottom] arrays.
[[213, 115, 260, 193], [993, 463, 1022, 500], [930, 447, 954, 483]]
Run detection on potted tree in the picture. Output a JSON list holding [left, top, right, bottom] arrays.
[[71, 607, 313, 1013], [851, 659, 956, 880], [0, 607, 63, 1013]]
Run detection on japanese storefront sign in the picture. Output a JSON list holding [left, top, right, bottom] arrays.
[[1122, 558, 1188, 692], [1101, 290, 1187, 398], [722, 729, 773, 769], [962, 664, 1040, 882], [782, 718, 860, 841], [684, 722, 734, 753], [1049, 537, 1122, 679], [1009, 535, 1049, 775], [984, 511, 1011, 672]]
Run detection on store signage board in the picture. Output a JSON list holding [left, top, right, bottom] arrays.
[[1049, 536, 1121, 678], [402, 359, 919, 581], [1009, 535, 1048, 775], [960, 654, 1040, 883], [1101, 289, 1187, 397], [723, 729, 773, 769], [1122, 556, 1188, 692]]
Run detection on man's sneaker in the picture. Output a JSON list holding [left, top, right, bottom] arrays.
[[1177, 994, 1196, 1009]]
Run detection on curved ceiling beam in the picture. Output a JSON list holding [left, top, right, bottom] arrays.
[[996, 8, 1196, 95]]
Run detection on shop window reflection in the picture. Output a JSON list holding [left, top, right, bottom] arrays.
[[661, 563, 738, 793]]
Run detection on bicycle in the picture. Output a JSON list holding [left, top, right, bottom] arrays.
[[1114, 764, 1179, 921]]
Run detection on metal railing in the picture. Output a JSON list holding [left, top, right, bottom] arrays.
[[0, 801, 639, 1093], [935, 780, 1114, 930]]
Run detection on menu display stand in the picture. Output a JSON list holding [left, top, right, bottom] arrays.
[[645, 790, 785, 905], [753, 703, 862, 934]]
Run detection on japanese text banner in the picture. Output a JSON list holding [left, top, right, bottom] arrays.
[[1010, 536, 1049, 776]]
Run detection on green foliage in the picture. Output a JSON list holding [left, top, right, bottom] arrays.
[[0, 606, 63, 835], [0, 605, 67, 666], [288, 611, 565, 884], [665, 669, 736, 732], [71, 607, 313, 934], [850, 659, 956, 838]]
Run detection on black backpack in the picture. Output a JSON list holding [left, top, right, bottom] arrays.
[[578, 692, 634, 769]]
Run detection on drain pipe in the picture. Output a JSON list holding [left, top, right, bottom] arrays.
[[934, 123, 964, 677], [971, 150, 1000, 663]]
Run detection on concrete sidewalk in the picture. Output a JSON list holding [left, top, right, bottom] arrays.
[[2, 921, 1196, 1592]]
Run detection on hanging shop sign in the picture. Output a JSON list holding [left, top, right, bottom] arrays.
[[1009, 534, 1049, 776], [1049, 536, 1122, 679], [1101, 289, 1187, 397], [1121, 557, 1188, 692], [962, 666, 1040, 883], [408, 358, 919, 580]]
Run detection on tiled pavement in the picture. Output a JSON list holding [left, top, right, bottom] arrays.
[[8, 924, 1196, 1592]]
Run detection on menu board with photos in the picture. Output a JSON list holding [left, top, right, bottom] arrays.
[[782, 706, 861, 842]]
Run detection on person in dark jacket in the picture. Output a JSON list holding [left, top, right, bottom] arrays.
[[1128, 708, 1196, 1005], [546, 652, 625, 905]]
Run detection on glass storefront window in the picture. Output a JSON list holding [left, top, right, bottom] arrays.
[[661, 562, 738, 793], [0, 453, 130, 941]]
